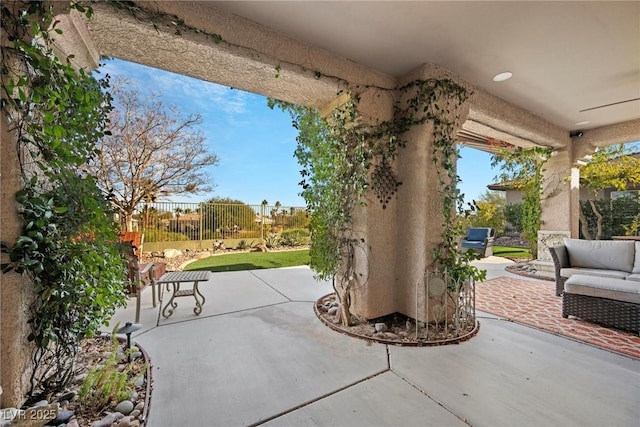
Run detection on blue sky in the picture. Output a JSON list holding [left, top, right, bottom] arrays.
[[97, 58, 496, 207]]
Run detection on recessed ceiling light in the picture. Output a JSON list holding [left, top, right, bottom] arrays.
[[575, 121, 590, 126], [493, 72, 513, 82]]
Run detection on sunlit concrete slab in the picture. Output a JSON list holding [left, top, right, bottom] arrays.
[[263, 370, 468, 427], [107, 265, 639, 427], [103, 286, 162, 335], [136, 301, 388, 427], [473, 256, 551, 284], [156, 270, 289, 326], [250, 266, 333, 302], [389, 317, 640, 427], [472, 256, 515, 281]]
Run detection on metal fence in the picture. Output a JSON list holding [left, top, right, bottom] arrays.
[[132, 201, 310, 251]]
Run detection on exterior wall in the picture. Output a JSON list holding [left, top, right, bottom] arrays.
[[0, 103, 34, 408], [0, 4, 97, 408], [505, 190, 524, 205]]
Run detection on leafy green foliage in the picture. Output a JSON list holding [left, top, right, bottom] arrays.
[[236, 239, 253, 250], [268, 99, 349, 280], [200, 197, 259, 234], [579, 195, 640, 239], [78, 333, 145, 413], [578, 144, 640, 240], [491, 147, 552, 257], [264, 232, 281, 249], [280, 228, 310, 246], [405, 79, 485, 285], [270, 79, 486, 292], [580, 145, 640, 194], [464, 191, 506, 238], [1, 2, 127, 399], [504, 202, 524, 233]]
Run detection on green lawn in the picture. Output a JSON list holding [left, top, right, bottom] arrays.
[[492, 246, 532, 259], [184, 249, 310, 272], [183, 246, 530, 272]]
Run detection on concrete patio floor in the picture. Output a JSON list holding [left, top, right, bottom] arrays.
[[106, 259, 640, 427]]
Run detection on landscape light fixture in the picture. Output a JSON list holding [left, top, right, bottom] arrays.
[[116, 321, 142, 362]]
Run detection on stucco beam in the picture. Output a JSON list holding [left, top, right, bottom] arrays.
[[50, 10, 100, 70], [139, 1, 397, 91], [87, 2, 397, 109], [87, 3, 349, 108], [461, 120, 541, 150], [318, 92, 351, 118], [399, 63, 570, 150], [468, 88, 570, 150], [575, 119, 640, 148]]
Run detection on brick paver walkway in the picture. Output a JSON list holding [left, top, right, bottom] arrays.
[[476, 276, 640, 359]]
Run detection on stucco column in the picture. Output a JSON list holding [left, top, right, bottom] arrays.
[[393, 119, 446, 319], [1, 5, 34, 406], [346, 88, 399, 320], [537, 148, 580, 262], [348, 64, 471, 323], [0, 104, 34, 408], [0, 4, 99, 407]]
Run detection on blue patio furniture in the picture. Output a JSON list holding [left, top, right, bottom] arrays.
[[460, 227, 495, 257]]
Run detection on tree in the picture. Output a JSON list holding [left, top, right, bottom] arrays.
[[579, 144, 640, 239], [272, 200, 282, 225], [467, 190, 506, 235], [200, 197, 258, 236], [88, 77, 219, 231]]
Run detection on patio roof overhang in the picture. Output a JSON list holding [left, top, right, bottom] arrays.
[[57, 1, 639, 153]]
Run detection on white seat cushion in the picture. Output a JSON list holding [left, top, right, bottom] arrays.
[[565, 274, 640, 305], [626, 273, 640, 282], [560, 267, 630, 280]]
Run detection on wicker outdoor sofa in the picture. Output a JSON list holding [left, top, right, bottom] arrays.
[[549, 238, 640, 334]]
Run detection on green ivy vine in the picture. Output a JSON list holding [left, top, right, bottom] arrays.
[[106, 1, 223, 43], [491, 146, 552, 257], [272, 78, 486, 325], [1, 1, 127, 401]]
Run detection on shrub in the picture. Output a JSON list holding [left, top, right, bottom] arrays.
[[264, 233, 281, 248], [504, 203, 523, 233], [280, 228, 311, 247], [580, 196, 640, 239], [236, 239, 254, 250], [78, 333, 145, 413]]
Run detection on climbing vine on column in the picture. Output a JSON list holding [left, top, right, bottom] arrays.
[[272, 77, 486, 324], [491, 147, 552, 257], [1, 1, 127, 400]]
